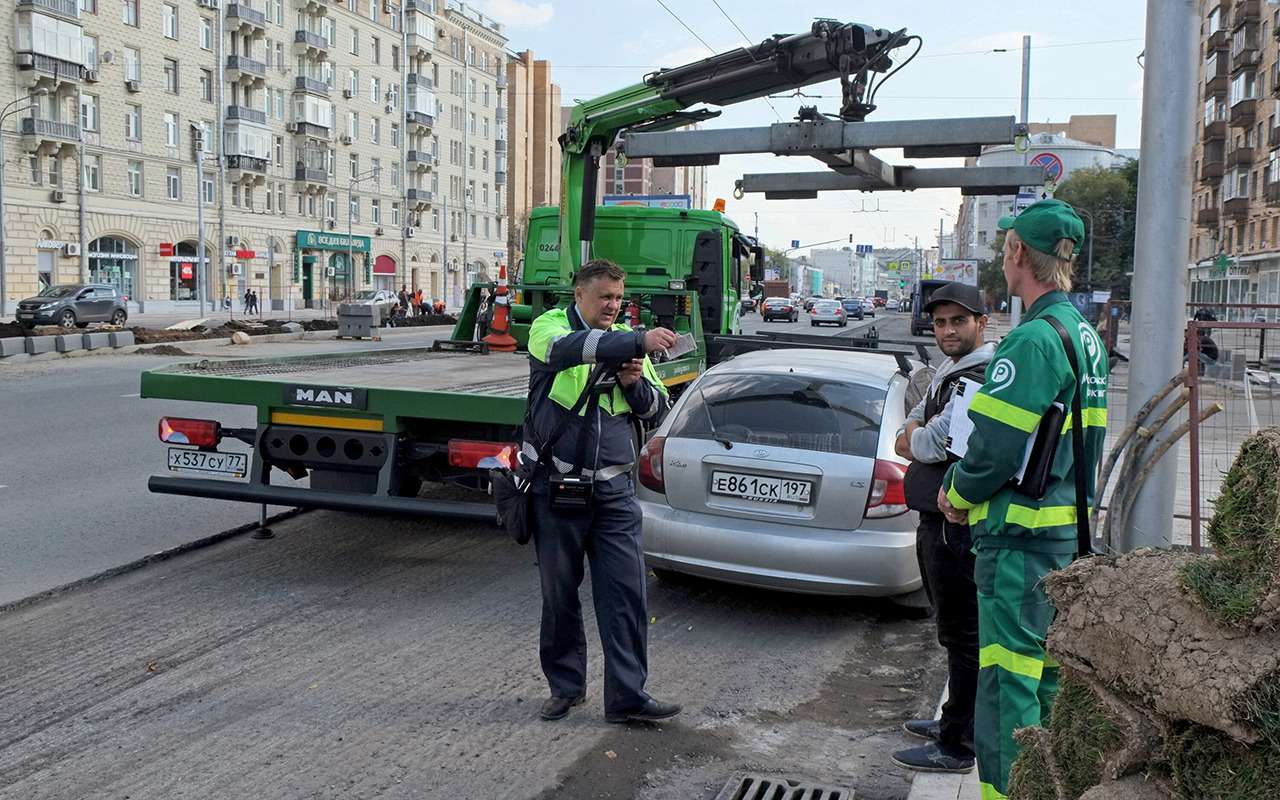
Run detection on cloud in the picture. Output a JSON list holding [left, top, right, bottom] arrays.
[[476, 0, 553, 28]]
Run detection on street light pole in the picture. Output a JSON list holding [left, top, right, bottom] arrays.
[[0, 91, 46, 315], [347, 167, 381, 303]]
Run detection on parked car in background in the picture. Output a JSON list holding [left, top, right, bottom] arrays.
[[15, 284, 128, 329], [761, 297, 799, 322], [841, 298, 865, 320], [810, 299, 846, 327], [635, 348, 920, 597], [349, 288, 399, 319]]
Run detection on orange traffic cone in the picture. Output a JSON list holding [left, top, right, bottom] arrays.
[[482, 263, 518, 352]]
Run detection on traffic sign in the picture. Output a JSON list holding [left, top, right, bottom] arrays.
[[791, 239, 800, 249], [887, 261, 898, 271]]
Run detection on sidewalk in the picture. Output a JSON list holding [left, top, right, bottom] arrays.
[[905, 686, 979, 800]]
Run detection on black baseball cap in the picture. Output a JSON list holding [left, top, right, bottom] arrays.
[[924, 282, 988, 316]]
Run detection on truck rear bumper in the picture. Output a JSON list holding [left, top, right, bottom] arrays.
[[148, 476, 498, 523]]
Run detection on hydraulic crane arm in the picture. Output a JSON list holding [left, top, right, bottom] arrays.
[[556, 19, 911, 277]]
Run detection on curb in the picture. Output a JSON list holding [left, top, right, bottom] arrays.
[[0, 508, 308, 616]]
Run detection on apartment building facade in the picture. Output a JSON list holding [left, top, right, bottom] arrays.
[[1190, 0, 1280, 315], [504, 49, 558, 274], [2, 0, 506, 312]]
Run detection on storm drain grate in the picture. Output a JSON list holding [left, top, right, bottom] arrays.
[[714, 773, 854, 800]]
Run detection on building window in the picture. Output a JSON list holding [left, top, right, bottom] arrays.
[[276, 42, 285, 71], [88, 237, 137, 298], [348, 69, 359, 97], [80, 0, 97, 13], [275, 135, 283, 166], [371, 198, 381, 224], [327, 194, 336, 220], [369, 0, 378, 24], [163, 3, 178, 38], [125, 104, 140, 140], [432, 208, 439, 231], [123, 47, 140, 82], [231, 184, 241, 207], [349, 152, 359, 178], [166, 167, 180, 200], [122, 0, 138, 27], [371, 77, 380, 104], [29, 155, 41, 185], [482, 150, 488, 171], [391, 162, 400, 188], [372, 36, 380, 64], [127, 161, 143, 197], [370, 157, 381, 184], [371, 117, 380, 143], [48, 156, 61, 188], [350, 27, 359, 55], [164, 59, 179, 94], [83, 154, 101, 192], [164, 112, 178, 147], [79, 94, 98, 132], [392, 44, 400, 71], [392, 202, 400, 226], [391, 123, 400, 146], [469, 111, 476, 134], [483, 117, 489, 138], [348, 111, 358, 139], [83, 35, 98, 68], [198, 69, 212, 102], [350, 195, 360, 223], [388, 84, 398, 109]]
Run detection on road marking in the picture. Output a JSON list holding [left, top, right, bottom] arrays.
[[121, 392, 140, 398]]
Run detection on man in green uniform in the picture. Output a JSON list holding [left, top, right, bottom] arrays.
[[937, 199, 1108, 799]]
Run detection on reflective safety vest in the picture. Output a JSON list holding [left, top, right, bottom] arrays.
[[944, 291, 1109, 553]]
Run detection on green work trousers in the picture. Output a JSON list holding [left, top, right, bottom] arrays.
[[973, 545, 1074, 800]]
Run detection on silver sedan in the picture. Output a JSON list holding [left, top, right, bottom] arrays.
[[810, 300, 847, 327], [636, 349, 921, 597]]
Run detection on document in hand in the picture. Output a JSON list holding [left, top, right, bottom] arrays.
[[664, 332, 698, 360], [944, 377, 1065, 491]]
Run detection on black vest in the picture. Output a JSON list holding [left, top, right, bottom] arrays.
[[902, 363, 988, 514]]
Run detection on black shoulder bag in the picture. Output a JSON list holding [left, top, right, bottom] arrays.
[[492, 364, 607, 544], [1043, 316, 1094, 559]]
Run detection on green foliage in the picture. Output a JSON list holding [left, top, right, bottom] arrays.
[[764, 246, 791, 280], [1053, 161, 1139, 295]]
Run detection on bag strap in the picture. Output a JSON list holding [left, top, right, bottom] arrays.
[[528, 363, 608, 468], [1043, 316, 1092, 558]]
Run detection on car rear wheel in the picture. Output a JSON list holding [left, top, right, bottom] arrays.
[[110, 309, 127, 326], [58, 309, 76, 329]]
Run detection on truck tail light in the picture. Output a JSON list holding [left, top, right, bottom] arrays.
[[159, 417, 221, 448], [448, 439, 516, 469], [638, 435, 666, 493], [865, 459, 908, 518]]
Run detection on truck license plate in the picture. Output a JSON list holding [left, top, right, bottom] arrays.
[[711, 471, 811, 505], [167, 447, 248, 478]]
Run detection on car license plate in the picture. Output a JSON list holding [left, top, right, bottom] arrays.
[[167, 447, 248, 478], [710, 471, 811, 505], [17, 312, 33, 318]]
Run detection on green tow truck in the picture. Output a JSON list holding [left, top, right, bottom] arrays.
[[143, 20, 916, 520]]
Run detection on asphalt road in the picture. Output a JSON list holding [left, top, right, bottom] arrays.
[[0, 510, 945, 800]]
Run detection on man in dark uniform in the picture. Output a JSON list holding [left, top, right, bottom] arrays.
[[525, 259, 682, 724], [892, 282, 994, 774]]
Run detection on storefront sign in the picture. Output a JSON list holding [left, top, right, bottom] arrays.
[[36, 239, 73, 249], [159, 242, 175, 257], [234, 249, 256, 260], [87, 251, 138, 260], [180, 264, 194, 279], [295, 230, 371, 253]]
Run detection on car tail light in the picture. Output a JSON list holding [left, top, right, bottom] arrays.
[[638, 435, 666, 493], [448, 439, 517, 469], [810, 308, 817, 315], [865, 459, 908, 518], [159, 417, 221, 448]]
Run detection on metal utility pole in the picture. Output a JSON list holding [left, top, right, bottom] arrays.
[[194, 127, 207, 314], [442, 194, 449, 307], [1010, 34, 1031, 328], [399, 6, 408, 293], [216, 0, 227, 312], [1124, 0, 1198, 551], [461, 26, 470, 304]]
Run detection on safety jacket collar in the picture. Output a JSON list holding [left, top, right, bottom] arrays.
[[1022, 291, 1069, 322], [568, 304, 590, 332]]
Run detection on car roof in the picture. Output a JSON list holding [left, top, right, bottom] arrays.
[[706, 348, 907, 385]]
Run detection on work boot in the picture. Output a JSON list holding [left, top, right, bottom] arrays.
[[605, 698, 682, 724], [891, 743, 975, 774], [902, 719, 941, 742], [539, 694, 585, 721]]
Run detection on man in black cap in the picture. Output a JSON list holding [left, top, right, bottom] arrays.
[[891, 281, 994, 774]]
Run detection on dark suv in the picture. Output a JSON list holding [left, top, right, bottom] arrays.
[[15, 284, 129, 329]]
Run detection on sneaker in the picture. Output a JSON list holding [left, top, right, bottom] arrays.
[[891, 743, 975, 774], [902, 719, 941, 742]]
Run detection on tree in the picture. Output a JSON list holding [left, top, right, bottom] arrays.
[[764, 246, 791, 280], [1052, 161, 1139, 296]]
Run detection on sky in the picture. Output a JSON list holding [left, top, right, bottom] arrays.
[[475, 0, 1149, 256]]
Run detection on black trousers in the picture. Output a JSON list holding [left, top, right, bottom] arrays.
[[532, 491, 650, 715], [916, 510, 979, 754]]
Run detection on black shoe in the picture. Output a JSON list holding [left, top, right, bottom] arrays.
[[902, 719, 941, 742], [605, 698, 682, 724], [539, 694, 585, 721], [891, 743, 975, 774]]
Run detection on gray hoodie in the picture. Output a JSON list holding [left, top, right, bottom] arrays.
[[898, 341, 996, 464]]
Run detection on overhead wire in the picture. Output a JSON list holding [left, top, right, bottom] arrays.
[[707, 0, 783, 122]]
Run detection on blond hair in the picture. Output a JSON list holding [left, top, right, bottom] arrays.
[[1007, 230, 1074, 291]]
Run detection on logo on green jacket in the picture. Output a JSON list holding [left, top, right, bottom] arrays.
[[988, 359, 1016, 393]]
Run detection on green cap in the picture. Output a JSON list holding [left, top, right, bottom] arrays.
[[997, 199, 1085, 257]]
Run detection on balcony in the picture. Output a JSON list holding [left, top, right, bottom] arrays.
[[495, 106, 506, 124], [293, 29, 328, 55], [302, 0, 328, 11], [1197, 206, 1220, 226], [495, 170, 506, 186], [407, 73, 433, 90], [19, 116, 79, 150], [494, 138, 506, 154], [1230, 98, 1257, 127], [1227, 145, 1254, 168], [1224, 196, 1250, 219], [405, 0, 432, 12], [406, 32, 434, 59], [1202, 142, 1225, 181], [406, 188, 433, 209], [294, 75, 329, 96], [226, 54, 266, 82], [1268, 182, 1280, 207], [406, 149, 435, 171], [1232, 0, 1260, 29], [226, 3, 267, 32], [496, 73, 507, 89], [226, 153, 269, 182], [294, 163, 328, 185], [406, 109, 434, 131], [1271, 127, 1280, 148], [14, 52, 83, 86], [226, 105, 267, 125], [1204, 119, 1227, 141], [1231, 42, 1261, 73], [290, 120, 330, 139], [1206, 55, 1229, 96], [17, 0, 79, 19]]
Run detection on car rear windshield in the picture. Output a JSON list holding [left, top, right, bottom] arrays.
[[668, 372, 885, 457], [816, 301, 840, 310]]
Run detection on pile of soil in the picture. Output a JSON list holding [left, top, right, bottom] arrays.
[[0, 321, 29, 339], [1007, 430, 1280, 799]]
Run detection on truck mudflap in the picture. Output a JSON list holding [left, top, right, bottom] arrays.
[[148, 476, 498, 523]]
